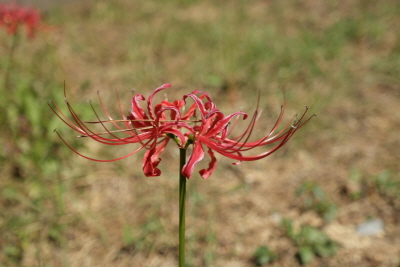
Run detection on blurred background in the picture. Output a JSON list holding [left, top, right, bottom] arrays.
[[0, 0, 399, 266]]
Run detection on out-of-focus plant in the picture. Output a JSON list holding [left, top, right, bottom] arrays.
[[1, 2, 42, 90], [252, 245, 278, 266], [344, 169, 399, 206], [296, 181, 337, 222], [0, 2, 50, 177], [0, 2, 41, 38], [375, 170, 399, 199], [281, 218, 338, 265], [0, 3, 70, 265]]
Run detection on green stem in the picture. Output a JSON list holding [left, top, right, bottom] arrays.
[[179, 148, 187, 267]]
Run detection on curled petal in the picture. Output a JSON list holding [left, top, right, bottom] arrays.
[[129, 94, 150, 128], [205, 108, 224, 120], [182, 93, 209, 122], [181, 102, 197, 121], [142, 138, 169, 177], [155, 106, 181, 125], [173, 99, 185, 110], [147, 83, 172, 119], [199, 148, 217, 179], [191, 89, 213, 102], [182, 142, 204, 179]]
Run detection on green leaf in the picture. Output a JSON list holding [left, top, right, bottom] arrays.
[[280, 218, 295, 239], [253, 246, 277, 265], [300, 225, 327, 245], [314, 244, 334, 257], [297, 246, 314, 265], [122, 225, 135, 247], [312, 185, 325, 201]]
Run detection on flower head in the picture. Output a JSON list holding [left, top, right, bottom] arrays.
[[50, 84, 313, 179], [0, 3, 41, 38]]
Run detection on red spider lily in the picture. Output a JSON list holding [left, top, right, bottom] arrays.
[[51, 83, 313, 179], [49, 84, 198, 177], [180, 90, 314, 179], [0, 3, 41, 38]]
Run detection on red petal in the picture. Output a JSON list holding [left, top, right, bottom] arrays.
[[142, 139, 169, 176], [147, 84, 172, 119], [199, 148, 217, 179], [182, 142, 204, 179], [130, 94, 150, 128], [155, 106, 181, 124], [182, 93, 209, 122], [204, 111, 247, 138]]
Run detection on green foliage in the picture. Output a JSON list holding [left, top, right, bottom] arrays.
[[252, 245, 278, 266], [122, 225, 136, 248], [281, 219, 339, 265], [0, 26, 76, 266], [120, 216, 165, 256], [345, 169, 399, 206], [296, 181, 337, 222], [375, 170, 400, 199], [347, 168, 363, 200]]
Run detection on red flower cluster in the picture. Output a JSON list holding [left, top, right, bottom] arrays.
[[0, 2, 41, 38], [50, 84, 313, 179]]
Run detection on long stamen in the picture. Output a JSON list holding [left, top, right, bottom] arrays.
[[77, 126, 155, 138], [97, 90, 134, 136], [218, 91, 262, 152], [83, 119, 202, 123], [64, 97, 147, 145], [48, 99, 84, 133], [87, 99, 155, 145], [54, 129, 149, 162]]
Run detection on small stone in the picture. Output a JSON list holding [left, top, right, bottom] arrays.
[[356, 218, 384, 236], [270, 212, 282, 224]]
